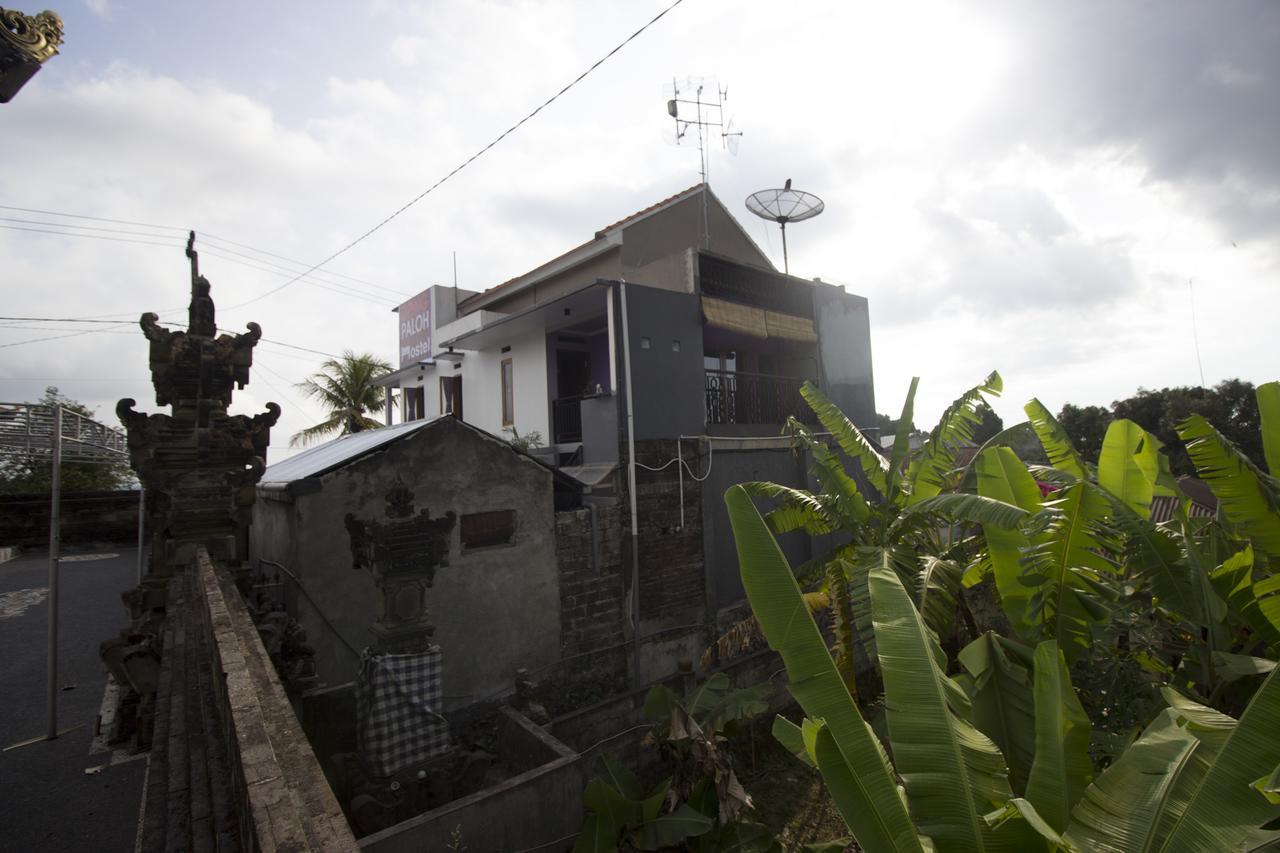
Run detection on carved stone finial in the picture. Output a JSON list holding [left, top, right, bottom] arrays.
[[0, 8, 64, 104], [0, 8, 62, 60], [186, 231, 217, 337]]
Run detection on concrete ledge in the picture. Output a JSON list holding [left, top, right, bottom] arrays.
[[198, 548, 359, 852], [0, 545, 20, 564]]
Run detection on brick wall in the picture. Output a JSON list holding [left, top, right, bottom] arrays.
[[554, 503, 625, 657], [139, 548, 358, 853], [621, 438, 706, 617]]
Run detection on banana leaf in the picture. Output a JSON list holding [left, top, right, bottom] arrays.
[[1177, 414, 1280, 557], [740, 481, 837, 536], [975, 446, 1043, 635], [869, 562, 1035, 851], [635, 804, 714, 850], [1024, 399, 1089, 480], [1021, 482, 1119, 663], [725, 484, 925, 852], [1106, 496, 1200, 623], [1098, 419, 1158, 519], [1024, 641, 1092, 834], [957, 632, 1037, 795], [907, 371, 1003, 506], [888, 377, 921, 501], [1208, 545, 1280, 645], [800, 381, 889, 497], [1059, 709, 1197, 853], [1258, 381, 1280, 477], [1157, 672, 1280, 850], [917, 556, 964, 641]]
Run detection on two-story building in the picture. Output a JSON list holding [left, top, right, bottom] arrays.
[[374, 183, 875, 679]]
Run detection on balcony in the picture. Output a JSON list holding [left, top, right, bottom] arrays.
[[704, 370, 815, 426]]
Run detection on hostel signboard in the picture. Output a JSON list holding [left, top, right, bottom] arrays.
[[397, 290, 432, 368]]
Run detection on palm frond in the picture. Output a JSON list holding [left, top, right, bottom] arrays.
[[906, 370, 1003, 505]]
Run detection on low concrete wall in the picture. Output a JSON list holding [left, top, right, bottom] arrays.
[[359, 708, 587, 853], [0, 489, 141, 545], [198, 550, 359, 852]]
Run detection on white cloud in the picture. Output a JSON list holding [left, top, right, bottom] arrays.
[[1, 0, 1277, 451]]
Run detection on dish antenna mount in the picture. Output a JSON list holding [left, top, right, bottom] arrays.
[[745, 179, 824, 274]]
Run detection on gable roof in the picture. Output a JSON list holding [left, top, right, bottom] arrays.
[[261, 417, 441, 485], [259, 415, 583, 497], [458, 183, 770, 312]]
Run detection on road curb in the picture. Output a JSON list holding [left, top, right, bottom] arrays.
[[0, 546, 20, 565]]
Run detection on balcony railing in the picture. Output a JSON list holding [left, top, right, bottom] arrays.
[[705, 370, 814, 426], [552, 396, 583, 443]]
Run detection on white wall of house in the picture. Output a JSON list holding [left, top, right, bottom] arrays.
[[456, 327, 550, 442]]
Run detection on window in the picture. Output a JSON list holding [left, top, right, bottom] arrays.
[[439, 376, 462, 418], [461, 510, 516, 549], [500, 358, 514, 427], [404, 386, 425, 421]]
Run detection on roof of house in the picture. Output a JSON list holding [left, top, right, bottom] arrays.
[[261, 417, 441, 485], [457, 183, 713, 311], [259, 415, 584, 495]]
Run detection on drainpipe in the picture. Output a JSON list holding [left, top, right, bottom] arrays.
[[620, 282, 642, 689]]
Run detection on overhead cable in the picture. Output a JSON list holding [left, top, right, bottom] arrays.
[[220, 0, 688, 311]]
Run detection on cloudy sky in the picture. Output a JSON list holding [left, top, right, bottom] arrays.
[[2, 0, 1277, 458]]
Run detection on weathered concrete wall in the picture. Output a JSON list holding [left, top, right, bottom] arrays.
[[358, 709, 586, 853], [616, 286, 706, 441], [814, 281, 876, 428], [699, 441, 814, 612], [141, 547, 356, 852], [253, 419, 563, 708], [198, 550, 358, 852]]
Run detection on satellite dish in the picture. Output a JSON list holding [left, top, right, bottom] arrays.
[[745, 180, 824, 274]]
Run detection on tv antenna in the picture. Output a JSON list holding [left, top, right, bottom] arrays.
[[666, 77, 742, 186], [745, 179, 824, 274]]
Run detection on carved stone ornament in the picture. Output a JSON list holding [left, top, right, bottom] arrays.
[[1, 8, 62, 61], [0, 8, 64, 103]]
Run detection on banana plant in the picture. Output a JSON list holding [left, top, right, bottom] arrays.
[[738, 372, 1026, 697], [727, 482, 1280, 852], [975, 383, 1280, 702]]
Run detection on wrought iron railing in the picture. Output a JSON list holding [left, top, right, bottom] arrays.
[[552, 396, 583, 443], [704, 370, 814, 426]]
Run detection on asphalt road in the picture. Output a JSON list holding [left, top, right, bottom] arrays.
[[0, 546, 147, 852]]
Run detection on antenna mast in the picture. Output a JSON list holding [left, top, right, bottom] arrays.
[[667, 77, 742, 247]]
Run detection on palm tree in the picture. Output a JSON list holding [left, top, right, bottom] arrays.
[[290, 350, 392, 447]]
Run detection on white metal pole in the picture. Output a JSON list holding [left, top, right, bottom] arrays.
[[46, 406, 62, 740], [136, 485, 145, 584]]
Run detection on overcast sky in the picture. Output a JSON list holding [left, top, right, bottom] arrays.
[[2, 0, 1277, 459]]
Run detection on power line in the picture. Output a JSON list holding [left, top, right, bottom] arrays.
[[220, 0, 688, 312], [0, 223, 179, 248], [0, 315, 345, 360], [0, 212, 407, 303]]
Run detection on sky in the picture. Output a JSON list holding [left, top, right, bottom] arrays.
[[2, 0, 1277, 460]]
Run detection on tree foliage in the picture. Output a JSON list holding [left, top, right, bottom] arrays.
[[291, 351, 392, 447], [1057, 379, 1264, 477], [0, 386, 131, 495]]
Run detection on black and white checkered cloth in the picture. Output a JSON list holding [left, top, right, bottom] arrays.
[[356, 646, 451, 776]]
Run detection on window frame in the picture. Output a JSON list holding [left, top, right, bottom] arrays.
[[500, 357, 515, 427]]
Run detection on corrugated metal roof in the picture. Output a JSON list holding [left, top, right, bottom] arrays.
[[261, 417, 442, 486]]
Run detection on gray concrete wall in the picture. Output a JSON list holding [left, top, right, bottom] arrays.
[[617, 286, 706, 441], [814, 282, 876, 428], [579, 394, 619, 464], [699, 443, 814, 612], [259, 419, 563, 707]]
